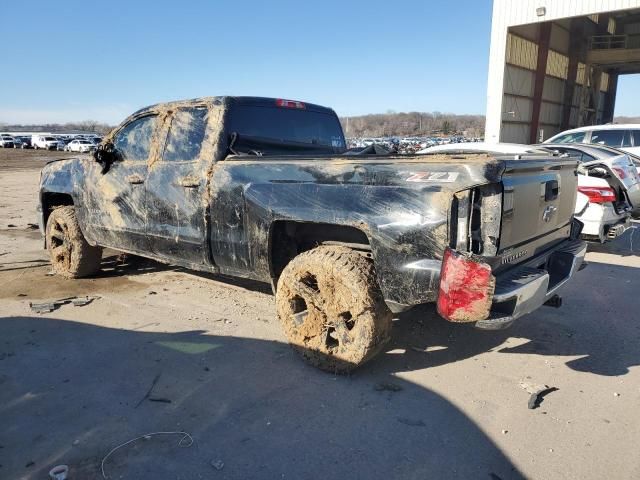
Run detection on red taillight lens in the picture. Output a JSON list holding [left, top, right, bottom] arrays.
[[612, 167, 627, 179], [577, 186, 616, 204], [275, 99, 306, 109], [437, 248, 495, 322]]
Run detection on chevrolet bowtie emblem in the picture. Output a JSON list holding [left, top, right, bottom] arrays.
[[542, 205, 558, 222]]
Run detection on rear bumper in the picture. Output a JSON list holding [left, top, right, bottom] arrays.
[[577, 203, 629, 242], [475, 240, 586, 330]]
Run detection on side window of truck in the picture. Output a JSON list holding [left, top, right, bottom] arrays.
[[114, 115, 157, 162], [162, 107, 209, 162]]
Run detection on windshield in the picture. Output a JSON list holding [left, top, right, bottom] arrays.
[[227, 104, 345, 155], [45, 137, 56, 141]]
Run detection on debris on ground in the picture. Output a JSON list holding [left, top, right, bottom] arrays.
[[7, 224, 17, 228], [520, 381, 558, 409], [374, 382, 403, 392], [49, 464, 69, 480], [26, 223, 38, 230], [396, 417, 426, 427], [614, 392, 620, 397], [135, 373, 162, 408], [29, 296, 100, 314], [410, 345, 448, 353], [211, 459, 225, 470], [148, 397, 172, 403], [100, 431, 193, 479]]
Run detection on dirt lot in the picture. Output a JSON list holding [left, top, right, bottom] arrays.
[[1, 149, 640, 479]]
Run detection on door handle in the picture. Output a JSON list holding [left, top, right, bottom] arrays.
[[126, 174, 145, 185], [544, 180, 559, 201], [179, 176, 200, 188]]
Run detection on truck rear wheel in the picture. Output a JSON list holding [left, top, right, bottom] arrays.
[[276, 246, 392, 373], [46, 206, 102, 278]]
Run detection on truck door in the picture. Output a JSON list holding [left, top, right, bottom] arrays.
[[84, 114, 159, 253], [144, 106, 213, 267]]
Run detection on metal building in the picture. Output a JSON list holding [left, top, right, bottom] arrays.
[[486, 0, 640, 143]]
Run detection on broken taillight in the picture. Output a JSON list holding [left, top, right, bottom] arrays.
[[577, 186, 616, 204], [437, 248, 495, 322], [275, 99, 306, 109]]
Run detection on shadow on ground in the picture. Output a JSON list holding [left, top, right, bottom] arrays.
[[586, 223, 639, 256], [0, 316, 523, 480], [391, 258, 640, 377], [2, 235, 638, 477]]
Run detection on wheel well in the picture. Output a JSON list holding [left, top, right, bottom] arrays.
[[42, 192, 74, 226], [270, 221, 371, 283]]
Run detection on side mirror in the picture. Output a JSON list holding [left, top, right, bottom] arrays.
[[94, 142, 118, 173]]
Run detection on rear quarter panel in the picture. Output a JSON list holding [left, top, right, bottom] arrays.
[[209, 155, 503, 306]]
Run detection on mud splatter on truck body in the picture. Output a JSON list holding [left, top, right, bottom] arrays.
[[38, 96, 585, 323]]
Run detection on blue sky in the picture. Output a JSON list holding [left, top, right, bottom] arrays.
[[1, 0, 638, 124]]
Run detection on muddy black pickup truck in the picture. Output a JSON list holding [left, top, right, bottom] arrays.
[[38, 96, 586, 372]]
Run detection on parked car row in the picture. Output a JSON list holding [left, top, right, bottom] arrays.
[[0, 133, 103, 151], [347, 135, 483, 154]]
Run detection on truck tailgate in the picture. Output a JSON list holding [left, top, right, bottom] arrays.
[[499, 158, 578, 252]]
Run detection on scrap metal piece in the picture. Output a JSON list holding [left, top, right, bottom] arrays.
[[29, 297, 76, 313], [520, 381, 558, 409], [71, 296, 100, 307], [29, 296, 100, 313]]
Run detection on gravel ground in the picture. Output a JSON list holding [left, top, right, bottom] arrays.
[[1, 149, 639, 479]]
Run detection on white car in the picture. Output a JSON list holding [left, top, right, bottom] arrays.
[[65, 139, 96, 153], [419, 142, 634, 243], [32, 135, 60, 150], [544, 124, 640, 157], [0, 134, 16, 148]]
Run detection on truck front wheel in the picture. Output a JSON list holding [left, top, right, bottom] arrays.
[[276, 246, 392, 373], [46, 206, 102, 278]]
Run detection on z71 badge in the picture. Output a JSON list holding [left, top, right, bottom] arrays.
[[406, 171, 459, 183]]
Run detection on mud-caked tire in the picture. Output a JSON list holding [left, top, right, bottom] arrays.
[[46, 206, 102, 278], [276, 246, 393, 373]]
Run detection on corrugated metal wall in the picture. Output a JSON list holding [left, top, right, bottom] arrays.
[[501, 29, 574, 142], [486, 0, 640, 143], [497, 25, 615, 141]]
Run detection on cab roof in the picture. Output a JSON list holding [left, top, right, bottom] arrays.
[[130, 96, 337, 117]]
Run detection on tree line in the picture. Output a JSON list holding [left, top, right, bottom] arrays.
[[0, 120, 113, 135]]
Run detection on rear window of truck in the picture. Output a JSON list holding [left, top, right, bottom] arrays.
[[227, 104, 345, 154]]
